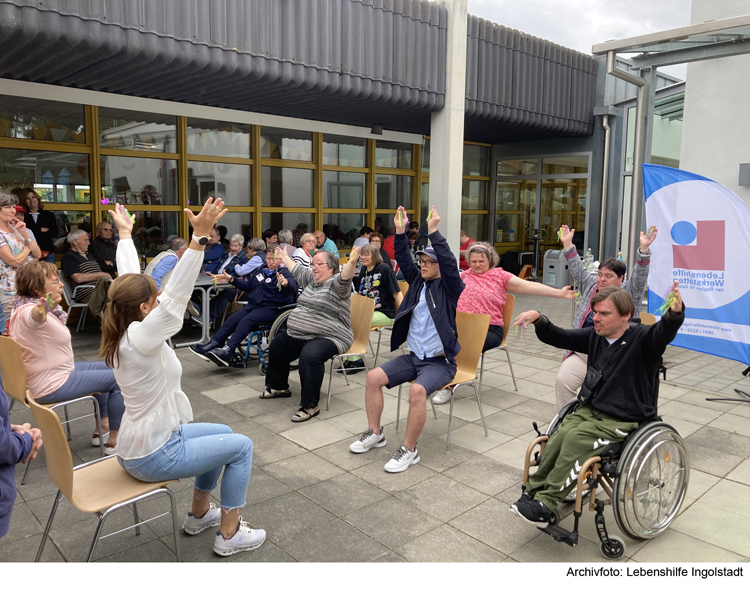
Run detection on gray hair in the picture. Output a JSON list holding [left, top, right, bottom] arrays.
[[314, 250, 339, 274], [466, 241, 500, 268], [246, 237, 266, 253], [0, 190, 18, 208], [169, 237, 187, 251], [230, 234, 244, 247], [278, 229, 293, 244], [67, 229, 87, 245]]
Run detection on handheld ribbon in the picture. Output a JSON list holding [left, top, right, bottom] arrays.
[[657, 286, 678, 314], [646, 226, 656, 240]]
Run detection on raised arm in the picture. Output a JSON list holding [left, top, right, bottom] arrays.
[[393, 206, 419, 283], [507, 275, 575, 299], [110, 205, 141, 275], [624, 228, 655, 303], [513, 310, 592, 355], [424, 207, 463, 302]]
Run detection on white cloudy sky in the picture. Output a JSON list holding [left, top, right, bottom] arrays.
[[467, 0, 692, 78]]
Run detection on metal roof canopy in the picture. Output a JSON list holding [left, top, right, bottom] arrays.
[[591, 14, 750, 277]]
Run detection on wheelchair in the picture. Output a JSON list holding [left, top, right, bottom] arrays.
[[230, 304, 297, 374], [521, 398, 690, 559]]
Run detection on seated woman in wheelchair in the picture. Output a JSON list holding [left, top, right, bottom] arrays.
[[509, 283, 684, 528], [190, 246, 297, 367]]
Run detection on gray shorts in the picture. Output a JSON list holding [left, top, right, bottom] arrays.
[[380, 353, 457, 395]]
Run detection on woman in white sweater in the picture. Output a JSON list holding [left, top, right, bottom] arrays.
[[100, 200, 265, 558]]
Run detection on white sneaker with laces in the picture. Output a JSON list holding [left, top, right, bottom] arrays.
[[349, 428, 387, 454], [213, 518, 266, 557], [183, 503, 221, 535], [384, 444, 420, 473], [431, 389, 452, 405], [103, 444, 117, 456]]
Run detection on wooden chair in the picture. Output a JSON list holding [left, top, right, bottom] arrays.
[[518, 265, 532, 280], [28, 396, 182, 562], [58, 269, 89, 332], [325, 294, 376, 410], [338, 256, 350, 266], [639, 311, 657, 325], [398, 281, 409, 297], [478, 294, 518, 394], [0, 336, 104, 484], [370, 285, 406, 366], [395, 311, 491, 452]]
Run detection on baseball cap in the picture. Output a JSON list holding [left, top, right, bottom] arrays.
[[15, 205, 25, 213], [416, 246, 437, 261]]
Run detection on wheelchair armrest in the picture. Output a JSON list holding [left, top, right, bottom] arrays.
[[277, 303, 297, 312]]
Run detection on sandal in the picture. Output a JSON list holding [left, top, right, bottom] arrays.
[[260, 388, 292, 399], [291, 407, 320, 422], [92, 431, 110, 447]]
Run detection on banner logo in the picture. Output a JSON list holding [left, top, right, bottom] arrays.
[[671, 220, 725, 271]]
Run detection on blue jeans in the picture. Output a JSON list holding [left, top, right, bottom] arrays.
[[36, 361, 124, 430], [119, 423, 253, 509]]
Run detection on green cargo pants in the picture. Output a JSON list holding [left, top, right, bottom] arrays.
[[526, 405, 638, 513]]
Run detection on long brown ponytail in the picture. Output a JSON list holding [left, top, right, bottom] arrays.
[[100, 273, 158, 367]]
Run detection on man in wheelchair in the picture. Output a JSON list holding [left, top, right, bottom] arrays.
[[509, 282, 684, 528], [189, 246, 297, 367]]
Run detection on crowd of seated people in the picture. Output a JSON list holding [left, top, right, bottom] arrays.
[[3, 195, 669, 558]]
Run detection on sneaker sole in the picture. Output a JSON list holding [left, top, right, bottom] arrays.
[[206, 352, 230, 367], [183, 518, 221, 536], [213, 534, 266, 557], [190, 348, 213, 362], [384, 453, 420, 473], [509, 504, 551, 529], [432, 397, 451, 405], [349, 439, 387, 454]]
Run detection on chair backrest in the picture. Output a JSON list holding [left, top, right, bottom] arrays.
[[338, 256, 349, 266], [58, 269, 74, 307], [518, 265, 532, 280], [398, 281, 409, 297], [499, 294, 515, 347], [454, 311, 491, 378], [28, 395, 75, 499], [640, 312, 657, 326], [0, 336, 29, 407], [350, 294, 376, 352]]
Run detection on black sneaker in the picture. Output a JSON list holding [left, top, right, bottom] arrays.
[[343, 358, 366, 374], [190, 341, 219, 362], [206, 346, 234, 367], [509, 495, 556, 528]]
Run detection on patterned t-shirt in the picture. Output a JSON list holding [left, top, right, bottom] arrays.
[[457, 266, 512, 326], [353, 262, 399, 318], [61, 250, 102, 302], [0, 229, 30, 295]]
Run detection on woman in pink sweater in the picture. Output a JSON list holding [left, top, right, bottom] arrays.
[[9, 261, 123, 453]]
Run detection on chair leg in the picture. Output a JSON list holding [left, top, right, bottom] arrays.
[[473, 383, 488, 436], [166, 488, 182, 562], [36, 490, 63, 561], [87, 507, 114, 562], [395, 383, 403, 433], [341, 357, 350, 387], [133, 502, 141, 536], [374, 330, 383, 366], [20, 455, 33, 485], [446, 388, 454, 453], [479, 351, 486, 398], [326, 359, 334, 411], [63, 405, 72, 441], [429, 393, 437, 419], [505, 348, 518, 391], [8, 397, 15, 413]]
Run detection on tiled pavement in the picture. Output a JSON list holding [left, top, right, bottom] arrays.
[[2, 293, 750, 563]]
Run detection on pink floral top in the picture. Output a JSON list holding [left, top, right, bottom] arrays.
[[458, 267, 512, 326], [0, 229, 28, 296]]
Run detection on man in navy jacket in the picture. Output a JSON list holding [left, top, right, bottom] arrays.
[[349, 206, 464, 473]]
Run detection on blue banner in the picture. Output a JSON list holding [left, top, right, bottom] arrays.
[[644, 163, 750, 365]]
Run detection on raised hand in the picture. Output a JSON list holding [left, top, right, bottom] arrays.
[[640, 226, 657, 253], [276, 271, 288, 287], [512, 310, 541, 328], [560, 225, 575, 250], [214, 271, 232, 284], [349, 245, 361, 266], [394, 206, 409, 234], [108, 204, 135, 238], [185, 198, 228, 237], [426, 206, 440, 234], [559, 285, 576, 300], [670, 280, 682, 312]]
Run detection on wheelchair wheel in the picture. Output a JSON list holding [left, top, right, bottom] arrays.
[[258, 362, 267, 375], [599, 534, 626, 560], [613, 422, 689, 540]]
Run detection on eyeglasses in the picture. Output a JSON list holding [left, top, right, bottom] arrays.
[[419, 258, 436, 267], [312, 262, 329, 268]]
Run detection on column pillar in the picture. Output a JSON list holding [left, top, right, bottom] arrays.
[[428, 0, 467, 256]]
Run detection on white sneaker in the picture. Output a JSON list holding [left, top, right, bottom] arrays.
[[183, 503, 221, 535], [213, 518, 266, 557], [432, 389, 452, 405], [349, 428, 387, 454], [103, 444, 117, 456], [384, 444, 420, 473], [92, 431, 109, 447]]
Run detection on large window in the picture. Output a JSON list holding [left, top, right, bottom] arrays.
[[0, 96, 85, 144]]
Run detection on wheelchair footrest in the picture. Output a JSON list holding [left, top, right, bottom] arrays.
[[542, 524, 578, 547]]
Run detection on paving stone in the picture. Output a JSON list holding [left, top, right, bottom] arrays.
[[630, 529, 748, 562], [263, 452, 345, 489], [0, 531, 64, 562], [726, 459, 750, 486], [280, 421, 353, 450], [395, 524, 506, 562], [685, 441, 745, 477], [443, 456, 522, 495], [484, 410, 546, 438], [240, 492, 336, 543], [672, 501, 750, 558], [396, 474, 488, 521], [344, 497, 441, 548], [352, 457, 436, 494], [278, 517, 388, 562], [439, 423, 512, 454], [298, 473, 390, 516], [411, 437, 480, 473], [687, 426, 750, 458], [312, 438, 394, 472]]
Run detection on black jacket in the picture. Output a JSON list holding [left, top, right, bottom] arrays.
[[211, 250, 249, 279], [533, 305, 685, 422], [390, 230, 464, 362], [24, 210, 58, 252]]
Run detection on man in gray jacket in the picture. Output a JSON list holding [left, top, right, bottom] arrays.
[[553, 226, 657, 410]]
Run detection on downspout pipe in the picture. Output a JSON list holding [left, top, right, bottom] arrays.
[[598, 114, 611, 261], [606, 51, 648, 279]]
